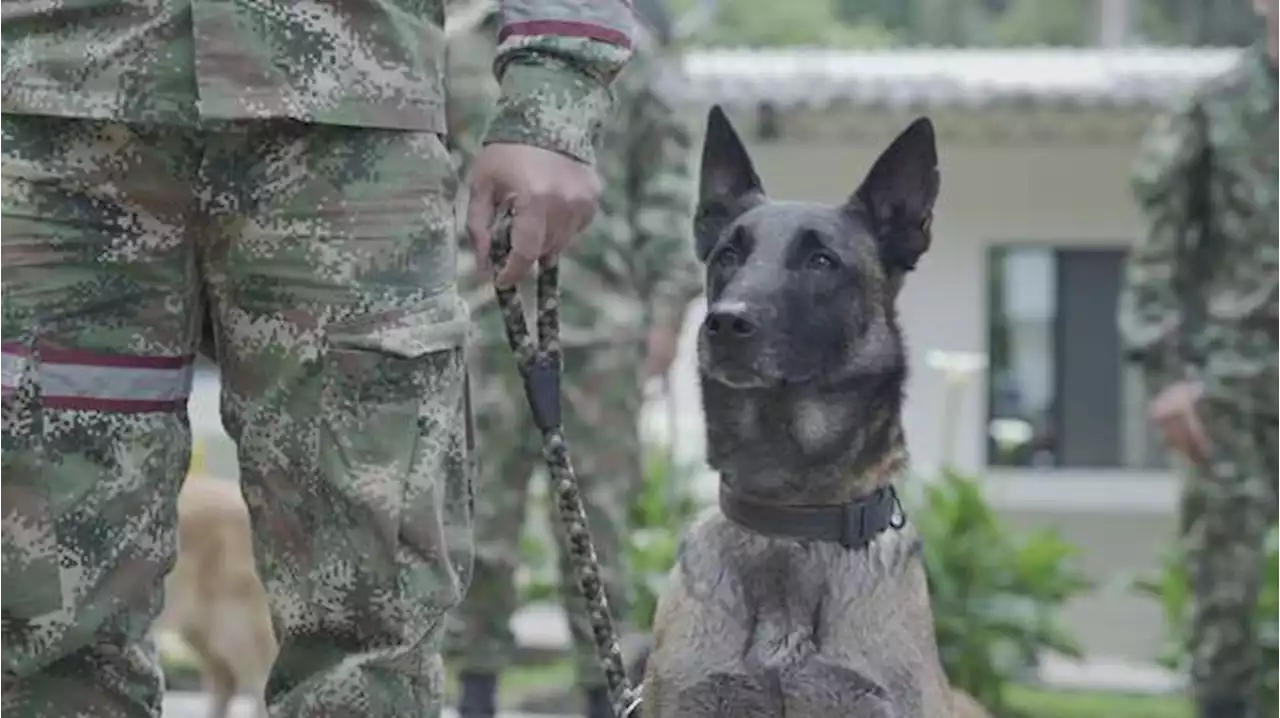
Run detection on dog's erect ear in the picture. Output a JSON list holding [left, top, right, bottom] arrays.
[[850, 117, 939, 272], [694, 106, 766, 261]]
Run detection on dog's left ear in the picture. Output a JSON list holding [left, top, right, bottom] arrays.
[[694, 106, 766, 262], [849, 117, 939, 272]]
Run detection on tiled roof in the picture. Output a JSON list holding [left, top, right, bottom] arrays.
[[678, 47, 1242, 109]]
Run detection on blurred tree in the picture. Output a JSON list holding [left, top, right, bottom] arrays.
[[1138, 0, 1261, 45], [913, 0, 990, 45], [988, 0, 1093, 45], [832, 0, 912, 32], [669, 0, 1260, 48], [672, 0, 898, 47], [1132, 0, 1187, 43]]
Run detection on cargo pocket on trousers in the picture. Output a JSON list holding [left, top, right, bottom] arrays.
[[1, 340, 67, 624], [321, 292, 473, 617]]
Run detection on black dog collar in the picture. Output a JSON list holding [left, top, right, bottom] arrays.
[[719, 481, 906, 550]]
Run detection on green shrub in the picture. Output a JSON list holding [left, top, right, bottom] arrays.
[[625, 447, 702, 628], [516, 527, 559, 605], [1130, 527, 1278, 715], [911, 468, 1092, 714]]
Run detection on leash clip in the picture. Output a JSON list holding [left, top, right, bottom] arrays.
[[621, 685, 644, 718]]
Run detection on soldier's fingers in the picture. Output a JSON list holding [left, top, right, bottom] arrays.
[[1157, 414, 1188, 449], [558, 178, 599, 255], [1160, 414, 1206, 467], [1183, 407, 1212, 465], [466, 177, 496, 265], [568, 192, 597, 242], [541, 196, 577, 262], [497, 201, 546, 289]]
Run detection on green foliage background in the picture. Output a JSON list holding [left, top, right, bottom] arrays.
[[667, 0, 1262, 49]]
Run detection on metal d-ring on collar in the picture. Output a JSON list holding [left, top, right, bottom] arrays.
[[487, 209, 643, 718]]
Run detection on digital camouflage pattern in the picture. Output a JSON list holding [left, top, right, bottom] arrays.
[[442, 2, 701, 693], [1120, 42, 1278, 718], [1, 0, 634, 716], [2, 115, 473, 718], [1, 0, 632, 164]]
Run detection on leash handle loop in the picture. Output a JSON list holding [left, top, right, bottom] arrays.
[[487, 208, 642, 717], [488, 209, 563, 432]]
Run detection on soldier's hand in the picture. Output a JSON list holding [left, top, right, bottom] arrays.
[[1149, 380, 1211, 466], [466, 143, 601, 289]]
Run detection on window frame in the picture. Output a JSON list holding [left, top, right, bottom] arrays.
[[983, 241, 1167, 472]]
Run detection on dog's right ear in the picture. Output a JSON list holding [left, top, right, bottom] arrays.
[[694, 106, 766, 262], [850, 117, 939, 273]]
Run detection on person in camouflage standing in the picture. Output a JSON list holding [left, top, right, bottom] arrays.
[[1119, 2, 1278, 717], [442, 1, 701, 715], [0, 1, 634, 716]]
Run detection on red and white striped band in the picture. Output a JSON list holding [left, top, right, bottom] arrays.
[[1, 343, 195, 413]]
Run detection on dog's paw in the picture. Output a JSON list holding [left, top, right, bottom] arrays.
[[784, 660, 896, 717], [647, 671, 782, 718]]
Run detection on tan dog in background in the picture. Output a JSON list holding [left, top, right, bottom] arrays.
[[155, 451, 276, 718]]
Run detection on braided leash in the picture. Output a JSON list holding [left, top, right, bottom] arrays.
[[488, 210, 643, 718]]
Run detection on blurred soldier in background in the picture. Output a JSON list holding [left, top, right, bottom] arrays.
[[1119, 2, 1278, 717], [443, 1, 702, 715]]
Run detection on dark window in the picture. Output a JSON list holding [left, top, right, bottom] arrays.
[[986, 245, 1166, 470]]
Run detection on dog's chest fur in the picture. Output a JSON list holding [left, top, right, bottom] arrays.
[[644, 508, 950, 718]]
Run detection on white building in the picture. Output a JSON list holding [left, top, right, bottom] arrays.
[[661, 44, 1238, 487]]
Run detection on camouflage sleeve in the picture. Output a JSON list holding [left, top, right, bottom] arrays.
[[628, 70, 702, 332], [443, 23, 502, 180], [1118, 97, 1209, 384], [484, 1, 635, 165]]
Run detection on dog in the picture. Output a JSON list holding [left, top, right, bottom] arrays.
[[155, 470, 276, 718], [640, 106, 959, 717]]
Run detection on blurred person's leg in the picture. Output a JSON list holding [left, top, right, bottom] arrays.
[[445, 341, 541, 717], [1185, 386, 1278, 718]]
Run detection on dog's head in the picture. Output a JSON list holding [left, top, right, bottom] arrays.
[[693, 107, 939, 390]]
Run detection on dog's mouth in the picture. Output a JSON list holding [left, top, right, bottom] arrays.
[[700, 361, 819, 390]]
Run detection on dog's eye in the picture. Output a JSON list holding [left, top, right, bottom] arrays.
[[714, 248, 741, 268], [807, 252, 839, 271]]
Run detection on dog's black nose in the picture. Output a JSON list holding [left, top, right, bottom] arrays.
[[705, 307, 757, 339]]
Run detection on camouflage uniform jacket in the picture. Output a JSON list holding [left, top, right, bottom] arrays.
[[446, 9, 703, 347], [1120, 43, 1279, 402], [1, 0, 634, 165]]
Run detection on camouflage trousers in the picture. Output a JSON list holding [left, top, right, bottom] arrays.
[[1177, 387, 1278, 717], [445, 335, 644, 688], [1, 114, 475, 718]]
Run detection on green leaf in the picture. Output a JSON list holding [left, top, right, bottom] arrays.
[[916, 468, 1091, 708]]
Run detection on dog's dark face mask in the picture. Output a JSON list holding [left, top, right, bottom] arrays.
[[693, 108, 940, 390]]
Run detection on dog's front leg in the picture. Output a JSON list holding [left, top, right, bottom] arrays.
[[643, 541, 781, 717]]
